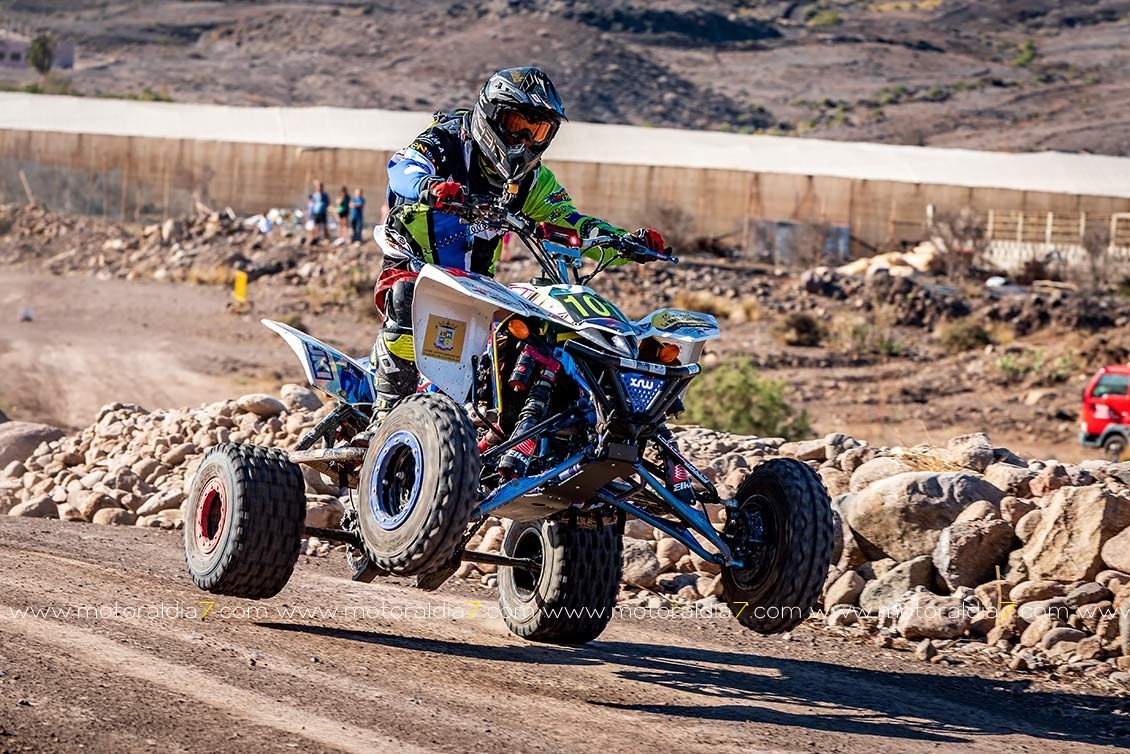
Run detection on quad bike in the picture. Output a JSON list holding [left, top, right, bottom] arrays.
[[183, 194, 833, 644]]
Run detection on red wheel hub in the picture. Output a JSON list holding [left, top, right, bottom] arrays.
[[195, 478, 228, 554]]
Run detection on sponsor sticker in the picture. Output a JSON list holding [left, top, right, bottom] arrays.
[[544, 187, 570, 205], [652, 310, 715, 331], [422, 315, 467, 363], [305, 343, 335, 381]]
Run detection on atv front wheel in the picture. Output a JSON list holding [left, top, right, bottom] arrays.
[[497, 517, 622, 644], [183, 443, 307, 598], [721, 457, 833, 634], [358, 393, 480, 575]]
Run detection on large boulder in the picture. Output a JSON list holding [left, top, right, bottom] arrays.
[[1009, 580, 1066, 603], [943, 433, 994, 473], [1014, 508, 1043, 543], [1028, 464, 1095, 498], [831, 500, 868, 570], [818, 467, 850, 497], [8, 495, 58, 518], [932, 518, 1015, 590], [1022, 486, 1130, 581], [305, 495, 345, 529], [1101, 525, 1130, 573], [984, 463, 1037, 498], [824, 570, 865, 608], [895, 589, 973, 640], [778, 437, 829, 462], [136, 490, 185, 516], [841, 472, 1004, 561], [858, 555, 935, 614], [0, 422, 65, 468], [93, 508, 137, 526], [849, 457, 912, 493], [656, 537, 689, 571], [622, 539, 661, 588], [236, 393, 286, 418], [280, 383, 322, 413], [77, 492, 121, 521]]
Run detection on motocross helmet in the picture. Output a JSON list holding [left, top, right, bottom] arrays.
[[470, 67, 567, 187]]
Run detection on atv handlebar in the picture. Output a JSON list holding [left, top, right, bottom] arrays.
[[584, 234, 679, 265], [436, 196, 678, 266]]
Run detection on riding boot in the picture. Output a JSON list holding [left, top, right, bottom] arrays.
[[353, 326, 417, 447]]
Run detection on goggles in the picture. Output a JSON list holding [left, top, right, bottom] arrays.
[[498, 108, 555, 145]]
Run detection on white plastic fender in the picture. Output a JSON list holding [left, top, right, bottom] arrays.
[[411, 266, 557, 403]]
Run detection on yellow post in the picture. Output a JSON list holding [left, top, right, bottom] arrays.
[[233, 271, 248, 304]]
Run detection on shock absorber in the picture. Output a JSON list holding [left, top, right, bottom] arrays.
[[657, 425, 695, 505], [498, 355, 560, 479], [507, 345, 539, 393]]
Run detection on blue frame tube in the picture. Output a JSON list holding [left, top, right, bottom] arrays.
[[632, 463, 737, 566], [472, 452, 587, 520]]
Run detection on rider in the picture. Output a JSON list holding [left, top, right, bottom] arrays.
[[372, 66, 666, 417]]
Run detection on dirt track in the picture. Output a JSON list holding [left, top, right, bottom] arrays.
[[0, 270, 374, 429], [0, 517, 1125, 753]]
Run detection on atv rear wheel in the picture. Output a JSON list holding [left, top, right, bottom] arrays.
[[721, 457, 833, 634], [358, 393, 480, 575], [497, 517, 622, 644], [183, 443, 307, 598]]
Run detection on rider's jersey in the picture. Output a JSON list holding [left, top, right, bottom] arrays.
[[386, 109, 625, 276]]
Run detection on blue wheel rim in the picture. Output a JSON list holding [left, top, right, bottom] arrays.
[[368, 430, 424, 530]]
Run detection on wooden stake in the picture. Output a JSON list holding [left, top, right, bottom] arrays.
[[18, 169, 36, 205]]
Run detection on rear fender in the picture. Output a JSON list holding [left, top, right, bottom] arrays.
[[411, 265, 556, 402], [261, 319, 376, 405]]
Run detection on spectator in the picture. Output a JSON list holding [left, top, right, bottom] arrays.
[[350, 188, 366, 243], [306, 180, 330, 244], [335, 185, 351, 241]]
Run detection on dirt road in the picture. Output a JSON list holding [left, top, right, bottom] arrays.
[[0, 517, 1124, 753], [0, 270, 374, 429]]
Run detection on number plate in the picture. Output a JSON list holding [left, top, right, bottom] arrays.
[[549, 291, 628, 324]]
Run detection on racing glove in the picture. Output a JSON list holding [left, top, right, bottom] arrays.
[[622, 227, 666, 262], [421, 179, 465, 209]]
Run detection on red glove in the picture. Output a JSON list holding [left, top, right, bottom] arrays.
[[632, 227, 666, 254], [423, 180, 464, 209]]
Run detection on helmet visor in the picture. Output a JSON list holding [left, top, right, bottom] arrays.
[[498, 108, 555, 146]]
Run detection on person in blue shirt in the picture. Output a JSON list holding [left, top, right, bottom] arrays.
[[372, 66, 665, 417], [349, 188, 366, 243], [306, 180, 330, 244]]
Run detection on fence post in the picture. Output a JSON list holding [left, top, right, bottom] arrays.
[[1045, 211, 1053, 244]]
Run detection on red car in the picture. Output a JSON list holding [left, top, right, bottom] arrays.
[[1080, 365, 1130, 461]]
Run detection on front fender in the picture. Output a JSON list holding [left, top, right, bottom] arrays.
[[411, 266, 558, 402], [1099, 424, 1130, 445]]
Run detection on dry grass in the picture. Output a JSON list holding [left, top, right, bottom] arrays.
[[776, 311, 824, 347], [827, 310, 903, 357], [871, 0, 943, 12], [894, 449, 963, 472], [673, 291, 762, 322], [184, 265, 236, 286], [986, 322, 1015, 345]]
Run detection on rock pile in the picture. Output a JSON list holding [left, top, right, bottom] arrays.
[[0, 203, 381, 302], [3, 387, 1130, 687], [0, 386, 344, 540], [457, 427, 1130, 688], [812, 431, 1130, 687]]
